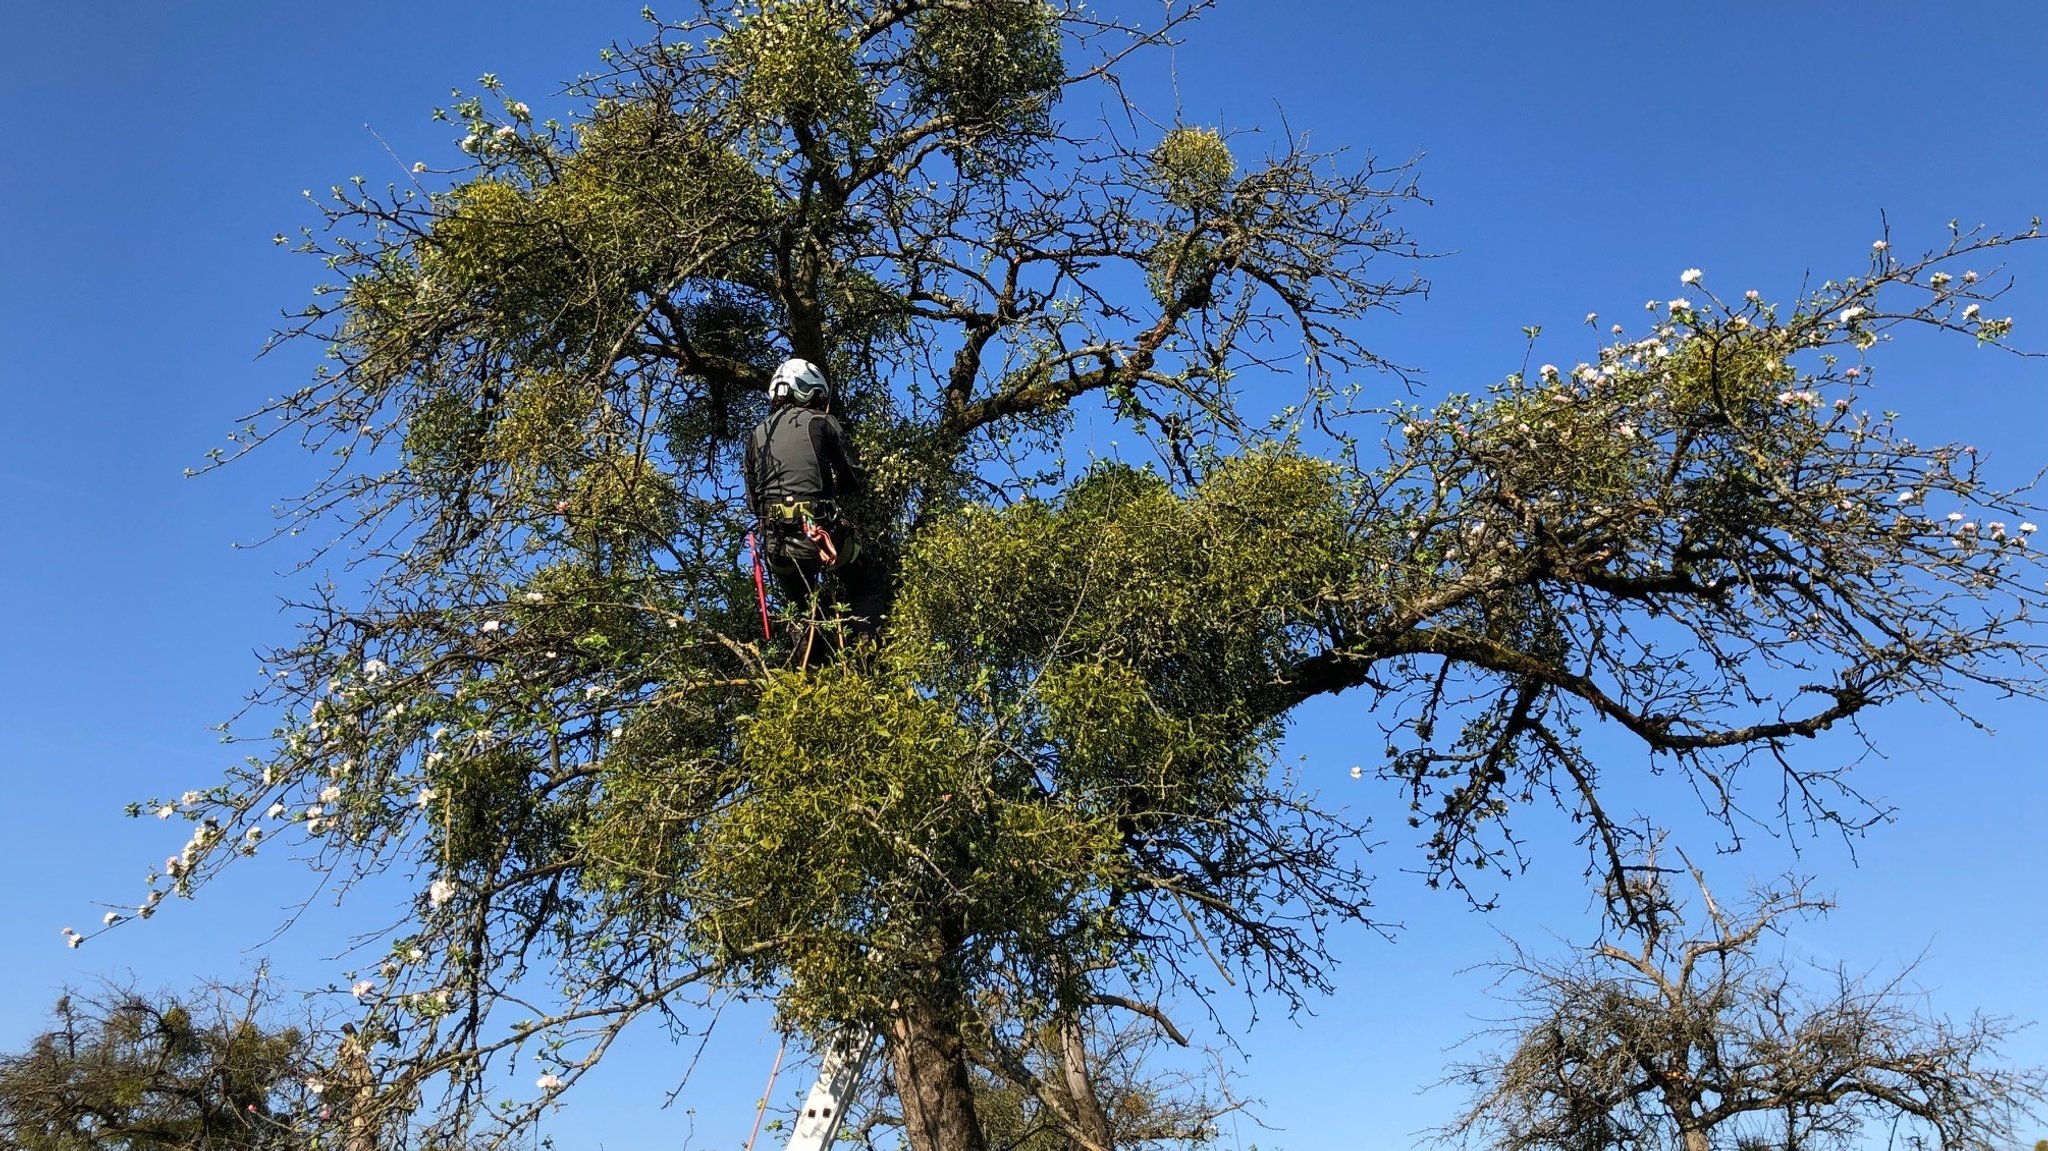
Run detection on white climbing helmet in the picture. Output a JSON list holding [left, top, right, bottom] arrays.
[[770, 357, 829, 405]]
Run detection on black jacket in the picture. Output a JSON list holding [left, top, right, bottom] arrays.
[[744, 405, 865, 521]]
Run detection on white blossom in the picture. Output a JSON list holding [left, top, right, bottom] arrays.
[[364, 659, 388, 680], [429, 878, 457, 907], [416, 787, 438, 809], [1963, 303, 1981, 319], [352, 980, 377, 1000], [536, 1073, 564, 1091], [481, 619, 501, 633], [1838, 306, 1866, 324], [320, 785, 342, 804], [1667, 298, 1691, 314], [102, 911, 121, 925], [156, 804, 176, 819], [1679, 268, 1703, 284]]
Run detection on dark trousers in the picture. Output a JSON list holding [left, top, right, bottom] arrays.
[[764, 527, 890, 657]]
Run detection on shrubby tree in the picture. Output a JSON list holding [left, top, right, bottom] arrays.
[[106, 2, 2048, 1149], [1440, 847, 2048, 1151], [0, 979, 329, 1151]]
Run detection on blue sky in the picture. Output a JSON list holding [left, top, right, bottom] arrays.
[[3, 4, 2044, 1149]]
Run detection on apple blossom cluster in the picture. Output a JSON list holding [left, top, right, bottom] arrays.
[[1940, 514, 2037, 545], [1374, 248, 2047, 627], [1644, 252, 2018, 358], [443, 77, 552, 168], [113, 586, 562, 947]]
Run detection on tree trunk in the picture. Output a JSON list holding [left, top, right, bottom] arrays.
[[1057, 1014, 1115, 1151], [888, 991, 987, 1151]]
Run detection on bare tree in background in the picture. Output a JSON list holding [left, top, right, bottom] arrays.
[[1441, 845, 2048, 1151]]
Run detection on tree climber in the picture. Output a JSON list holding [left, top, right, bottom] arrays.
[[744, 357, 889, 653]]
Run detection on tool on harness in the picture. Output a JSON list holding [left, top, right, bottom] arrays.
[[801, 519, 839, 569], [768, 499, 844, 570]]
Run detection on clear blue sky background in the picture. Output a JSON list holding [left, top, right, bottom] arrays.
[[3, 4, 2044, 1149]]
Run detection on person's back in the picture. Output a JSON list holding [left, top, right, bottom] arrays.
[[749, 403, 860, 514], [743, 358, 886, 652]]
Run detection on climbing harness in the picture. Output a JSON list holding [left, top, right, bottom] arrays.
[[766, 498, 845, 569]]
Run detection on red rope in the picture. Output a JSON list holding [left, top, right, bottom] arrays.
[[743, 1036, 789, 1151], [749, 532, 773, 642]]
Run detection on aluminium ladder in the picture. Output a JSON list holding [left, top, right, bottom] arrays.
[[780, 1028, 879, 1151]]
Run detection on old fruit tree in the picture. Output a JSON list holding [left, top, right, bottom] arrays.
[[125, 4, 2047, 1150]]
